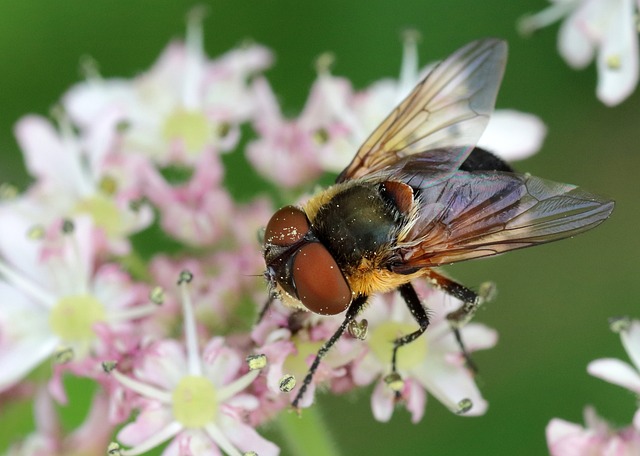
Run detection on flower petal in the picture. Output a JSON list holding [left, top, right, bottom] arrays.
[[546, 417, 597, 456], [477, 110, 546, 162], [595, 0, 639, 105], [412, 357, 487, 416], [587, 358, 640, 393], [621, 320, 640, 372], [370, 379, 394, 422]]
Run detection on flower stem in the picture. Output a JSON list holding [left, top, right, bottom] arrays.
[[275, 404, 341, 456]]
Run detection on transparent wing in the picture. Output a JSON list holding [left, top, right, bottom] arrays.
[[337, 38, 508, 183], [390, 171, 614, 270]]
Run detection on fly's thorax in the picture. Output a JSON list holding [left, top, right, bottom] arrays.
[[306, 181, 410, 273]]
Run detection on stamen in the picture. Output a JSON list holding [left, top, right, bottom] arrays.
[[53, 346, 74, 364], [279, 374, 296, 393], [178, 271, 202, 376], [400, 29, 420, 90], [609, 316, 631, 333], [204, 422, 243, 456], [517, 1, 578, 36], [114, 420, 183, 456], [107, 303, 159, 323], [106, 365, 172, 403], [0, 258, 56, 308], [0, 183, 18, 200], [182, 5, 207, 110], [51, 107, 94, 197], [217, 369, 260, 402], [315, 52, 335, 75], [150, 286, 165, 305], [246, 354, 267, 370], [79, 55, 101, 82]]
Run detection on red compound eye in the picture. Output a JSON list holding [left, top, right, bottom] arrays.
[[292, 243, 351, 315], [264, 206, 310, 247]]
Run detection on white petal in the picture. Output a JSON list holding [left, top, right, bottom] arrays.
[[370, 379, 394, 422], [478, 110, 547, 162], [0, 334, 58, 392], [621, 320, 640, 372], [412, 358, 487, 416], [587, 358, 640, 393], [546, 418, 594, 456], [558, 4, 596, 68], [596, 0, 639, 105]]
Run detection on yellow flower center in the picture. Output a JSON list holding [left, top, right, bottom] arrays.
[[74, 194, 123, 237], [283, 336, 323, 379], [172, 375, 218, 428], [49, 294, 106, 343], [369, 322, 427, 372], [163, 108, 210, 153]]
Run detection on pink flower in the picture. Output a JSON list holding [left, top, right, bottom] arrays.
[[519, 0, 639, 106], [547, 406, 640, 455], [4, 388, 113, 456], [0, 215, 155, 394], [13, 114, 152, 250], [351, 282, 497, 422], [108, 271, 278, 456], [251, 300, 360, 411], [63, 15, 272, 165], [587, 317, 640, 430], [142, 152, 234, 247]]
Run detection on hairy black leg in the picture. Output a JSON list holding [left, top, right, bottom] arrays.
[[426, 271, 494, 373], [291, 294, 368, 409], [392, 283, 430, 376], [256, 296, 273, 324]]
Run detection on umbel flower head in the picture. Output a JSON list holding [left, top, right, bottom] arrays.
[[0, 11, 554, 456]]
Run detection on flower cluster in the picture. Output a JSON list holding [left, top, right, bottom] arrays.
[[1, 16, 547, 456], [519, 0, 640, 106], [546, 317, 640, 455]]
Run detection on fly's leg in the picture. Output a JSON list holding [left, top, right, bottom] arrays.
[[291, 294, 368, 409], [386, 283, 431, 397], [427, 271, 496, 373], [256, 296, 273, 324]]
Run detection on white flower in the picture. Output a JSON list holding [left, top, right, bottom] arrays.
[[519, 0, 639, 106], [351, 282, 498, 422], [108, 272, 279, 456], [0, 215, 155, 393], [587, 317, 640, 430]]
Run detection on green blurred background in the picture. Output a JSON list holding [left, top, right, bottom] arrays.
[[0, 1, 638, 455]]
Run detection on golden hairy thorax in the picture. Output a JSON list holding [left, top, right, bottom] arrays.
[[299, 179, 428, 300]]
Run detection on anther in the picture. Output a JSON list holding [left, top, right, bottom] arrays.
[[246, 354, 267, 371], [61, 219, 75, 234], [279, 374, 296, 393], [102, 360, 118, 373], [608, 316, 631, 333], [107, 442, 122, 455], [53, 347, 74, 364], [178, 270, 194, 285], [149, 286, 165, 305]]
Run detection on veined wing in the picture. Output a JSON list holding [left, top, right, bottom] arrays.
[[390, 171, 614, 271], [337, 39, 507, 183]]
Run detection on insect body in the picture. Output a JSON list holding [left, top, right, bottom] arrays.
[[262, 39, 614, 408]]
